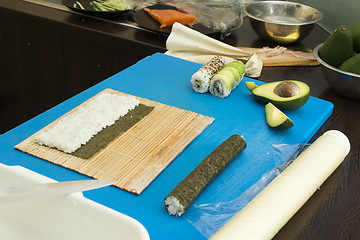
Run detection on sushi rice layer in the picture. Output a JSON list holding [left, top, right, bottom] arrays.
[[36, 92, 139, 153], [165, 196, 185, 216]]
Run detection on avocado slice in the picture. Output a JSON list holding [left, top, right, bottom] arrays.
[[252, 80, 310, 110], [227, 61, 245, 75], [226, 66, 241, 81], [265, 103, 294, 130], [245, 81, 258, 93], [214, 70, 236, 89]]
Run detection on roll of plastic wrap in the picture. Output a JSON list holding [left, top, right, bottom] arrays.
[[210, 130, 350, 240]]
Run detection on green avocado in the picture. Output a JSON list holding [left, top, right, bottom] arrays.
[[265, 103, 294, 130], [352, 23, 360, 53], [339, 53, 360, 75], [251, 80, 310, 110], [245, 81, 258, 93], [319, 25, 354, 68]]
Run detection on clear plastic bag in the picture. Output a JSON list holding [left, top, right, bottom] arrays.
[[178, 0, 243, 33], [185, 143, 310, 239], [134, 0, 244, 36]]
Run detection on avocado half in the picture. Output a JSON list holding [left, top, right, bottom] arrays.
[[265, 103, 294, 130], [251, 80, 310, 110]]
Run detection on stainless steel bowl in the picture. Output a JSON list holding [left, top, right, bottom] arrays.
[[314, 44, 360, 100], [244, 1, 323, 44]]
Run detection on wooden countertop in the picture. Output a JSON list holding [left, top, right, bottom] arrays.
[[1, 1, 360, 239]]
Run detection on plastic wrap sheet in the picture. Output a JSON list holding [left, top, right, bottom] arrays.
[[185, 143, 309, 238]]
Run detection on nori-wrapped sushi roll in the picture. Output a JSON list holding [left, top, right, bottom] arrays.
[[209, 61, 245, 98], [164, 134, 247, 216], [191, 56, 229, 93]]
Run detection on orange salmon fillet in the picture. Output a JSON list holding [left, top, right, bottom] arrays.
[[144, 8, 197, 28]]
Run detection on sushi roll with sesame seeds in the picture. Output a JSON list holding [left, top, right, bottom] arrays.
[[190, 56, 229, 93], [210, 61, 245, 98]]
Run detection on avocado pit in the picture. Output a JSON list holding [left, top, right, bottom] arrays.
[[273, 81, 300, 98]]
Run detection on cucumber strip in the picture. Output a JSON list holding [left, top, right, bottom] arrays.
[[90, 0, 134, 11], [74, 1, 85, 10]]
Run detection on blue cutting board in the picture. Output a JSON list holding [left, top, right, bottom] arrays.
[[0, 53, 333, 239]]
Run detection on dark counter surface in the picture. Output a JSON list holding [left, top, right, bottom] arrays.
[[1, 1, 360, 239]]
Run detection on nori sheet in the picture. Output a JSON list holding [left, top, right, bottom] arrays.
[[165, 134, 247, 215], [71, 104, 154, 159]]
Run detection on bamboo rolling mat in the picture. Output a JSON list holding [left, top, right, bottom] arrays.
[[15, 89, 214, 194]]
